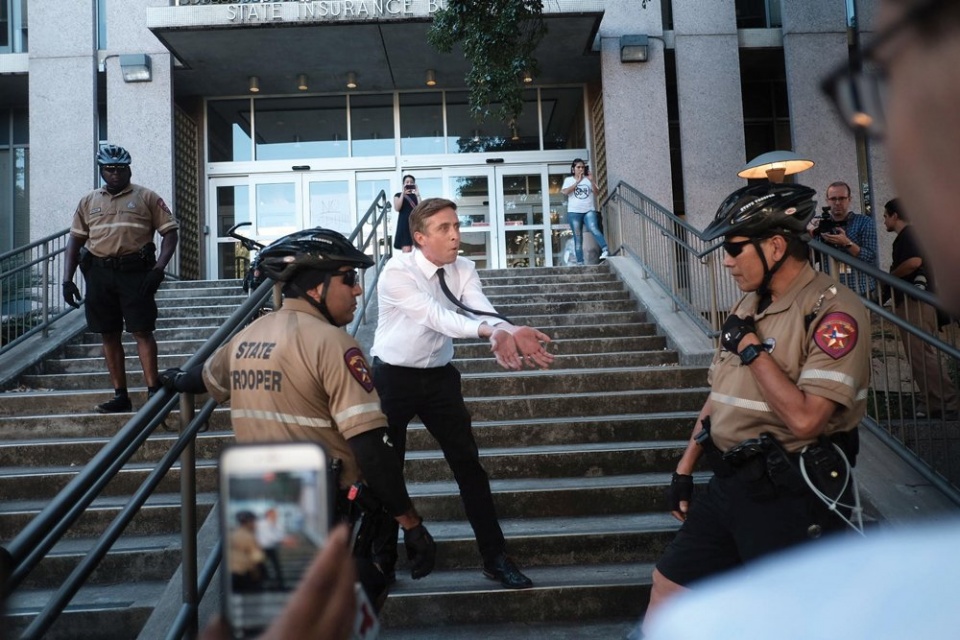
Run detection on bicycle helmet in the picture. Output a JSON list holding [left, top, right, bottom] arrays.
[[96, 144, 132, 166], [257, 228, 373, 326], [705, 183, 818, 306], [703, 182, 817, 242], [258, 228, 373, 282]]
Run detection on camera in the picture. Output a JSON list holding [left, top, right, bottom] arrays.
[[815, 206, 841, 237]]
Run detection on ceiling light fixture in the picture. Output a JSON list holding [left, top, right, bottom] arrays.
[[346, 71, 358, 89], [522, 69, 533, 84], [248, 75, 260, 93], [297, 73, 308, 91], [426, 69, 437, 86]]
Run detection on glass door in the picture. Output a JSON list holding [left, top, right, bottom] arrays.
[[496, 166, 551, 268], [443, 167, 498, 269]]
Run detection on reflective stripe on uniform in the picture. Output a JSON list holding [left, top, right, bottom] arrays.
[[232, 408, 333, 429], [202, 359, 230, 398], [709, 391, 771, 413], [333, 402, 382, 425], [799, 368, 856, 389], [92, 221, 153, 232], [856, 388, 869, 401]]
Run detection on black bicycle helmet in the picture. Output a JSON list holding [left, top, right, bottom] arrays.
[[257, 228, 373, 326], [257, 227, 373, 282], [96, 144, 132, 166], [703, 182, 817, 242]]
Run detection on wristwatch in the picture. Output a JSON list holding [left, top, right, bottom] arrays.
[[739, 343, 765, 366]]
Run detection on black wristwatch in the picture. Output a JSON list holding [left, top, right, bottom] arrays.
[[739, 343, 765, 366]]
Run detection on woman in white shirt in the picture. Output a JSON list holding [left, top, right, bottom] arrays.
[[560, 158, 609, 264]]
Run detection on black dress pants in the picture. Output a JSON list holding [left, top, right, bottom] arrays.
[[372, 359, 506, 566]]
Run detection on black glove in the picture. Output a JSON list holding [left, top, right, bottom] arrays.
[[62, 281, 82, 308], [403, 521, 436, 580], [721, 313, 756, 355], [159, 368, 185, 392], [667, 472, 694, 513], [140, 269, 165, 297]]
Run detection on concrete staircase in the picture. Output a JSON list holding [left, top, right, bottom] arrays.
[[0, 280, 241, 640], [0, 264, 709, 639]]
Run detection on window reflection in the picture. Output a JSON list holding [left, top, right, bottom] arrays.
[[399, 93, 445, 156], [351, 94, 395, 157], [208, 100, 253, 163], [255, 97, 347, 161]]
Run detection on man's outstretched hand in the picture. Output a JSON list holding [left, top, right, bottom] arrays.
[[489, 325, 554, 370]]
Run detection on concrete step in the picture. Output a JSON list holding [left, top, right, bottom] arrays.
[[63, 338, 210, 359], [455, 350, 679, 373], [380, 562, 652, 628], [410, 472, 693, 520], [453, 334, 667, 358], [480, 290, 630, 305], [0, 492, 215, 540], [380, 619, 639, 640], [465, 388, 708, 421], [17, 534, 183, 589], [396, 513, 678, 572], [0, 429, 234, 464], [0, 459, 219, 501], [0, 388, 177, 417], [5, 581, 165, 640], [481, 280, 626, 296]]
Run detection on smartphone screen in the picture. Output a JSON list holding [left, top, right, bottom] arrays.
[[219, 443, 330, 639]]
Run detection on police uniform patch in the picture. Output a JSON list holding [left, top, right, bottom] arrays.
[[814, 312, 858, 359], [158, 198, 172, 215], [344, 347, 374, 392]]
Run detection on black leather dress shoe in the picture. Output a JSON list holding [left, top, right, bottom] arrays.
[[482, 554, 533, 589]]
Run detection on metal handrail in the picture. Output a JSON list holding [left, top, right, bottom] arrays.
[[2, 191, 393, 639], [602, 180, 960, 506]]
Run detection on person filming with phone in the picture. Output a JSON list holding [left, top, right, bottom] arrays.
[[392, 174, 420, 253], [161, 228, 437, 610]]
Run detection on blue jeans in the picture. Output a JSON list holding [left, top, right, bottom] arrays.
[[567, 210, 608, 263]]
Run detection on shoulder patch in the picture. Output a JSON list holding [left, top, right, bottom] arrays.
[[814, 312, 858, 359], [344, 347, 375, 392], [158, 198, 172, 215]]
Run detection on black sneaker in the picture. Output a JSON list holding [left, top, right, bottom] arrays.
[[96, 394, 132, 413], [482, 554, 533, 589]]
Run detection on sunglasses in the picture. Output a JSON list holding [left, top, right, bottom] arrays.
[[722, 239, 754, 258], [101, 165, 129, 173], [331, 270, 359, 287]]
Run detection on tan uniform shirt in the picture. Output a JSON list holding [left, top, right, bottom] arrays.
[[203, 297, 385, 488], [707, 265, 870, 453], [70, 184, 178, 258], [228, 526, 265, 575]]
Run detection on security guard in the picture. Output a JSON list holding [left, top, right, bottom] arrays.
[[62, 144, 179, 413], [162, 228, 436, 607], [644, 183, 870, 625]]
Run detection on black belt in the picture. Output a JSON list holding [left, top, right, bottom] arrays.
[[371, 356, 449, 371], [89, 253, 147, 269]]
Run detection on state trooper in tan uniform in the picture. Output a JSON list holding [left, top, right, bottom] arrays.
[[644, 183, 871, 627], [161, 228, 436, 607], [62, 144, 179, 413]]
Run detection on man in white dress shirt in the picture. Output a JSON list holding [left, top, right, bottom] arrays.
[[371, 197, 554, 589]]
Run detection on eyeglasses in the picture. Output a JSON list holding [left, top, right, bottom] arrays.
[[722, 239, 754, 258], [820, 0, 949, 139], [331, 269, 359, 287], [101, 165, 129, 173]]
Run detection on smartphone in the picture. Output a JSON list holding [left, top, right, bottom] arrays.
[[219, 442, 330, 639]]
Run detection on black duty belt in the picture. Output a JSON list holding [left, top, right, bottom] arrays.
[[89, 253, 147, 269]]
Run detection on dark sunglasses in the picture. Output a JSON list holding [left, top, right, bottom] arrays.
[[722, 239, 754, 258], [101, 165, 129, 173], [331, 270, 359, 287]]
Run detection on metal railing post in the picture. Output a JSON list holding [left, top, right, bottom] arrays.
[[41, 240, 51, 334], [179, 392, 199, 639]]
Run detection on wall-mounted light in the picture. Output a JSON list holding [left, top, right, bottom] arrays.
[[119, 54, 152, 83], [620, 34, 650, 63], [522, 69, 533, 84], [737, 150, 815, 183], [248, 75, 260, 93], [297, 73, 308, 91], [346, 72, 358, 89]]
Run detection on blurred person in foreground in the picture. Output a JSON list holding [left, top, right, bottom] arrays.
[[641, 0, 960, 636]]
